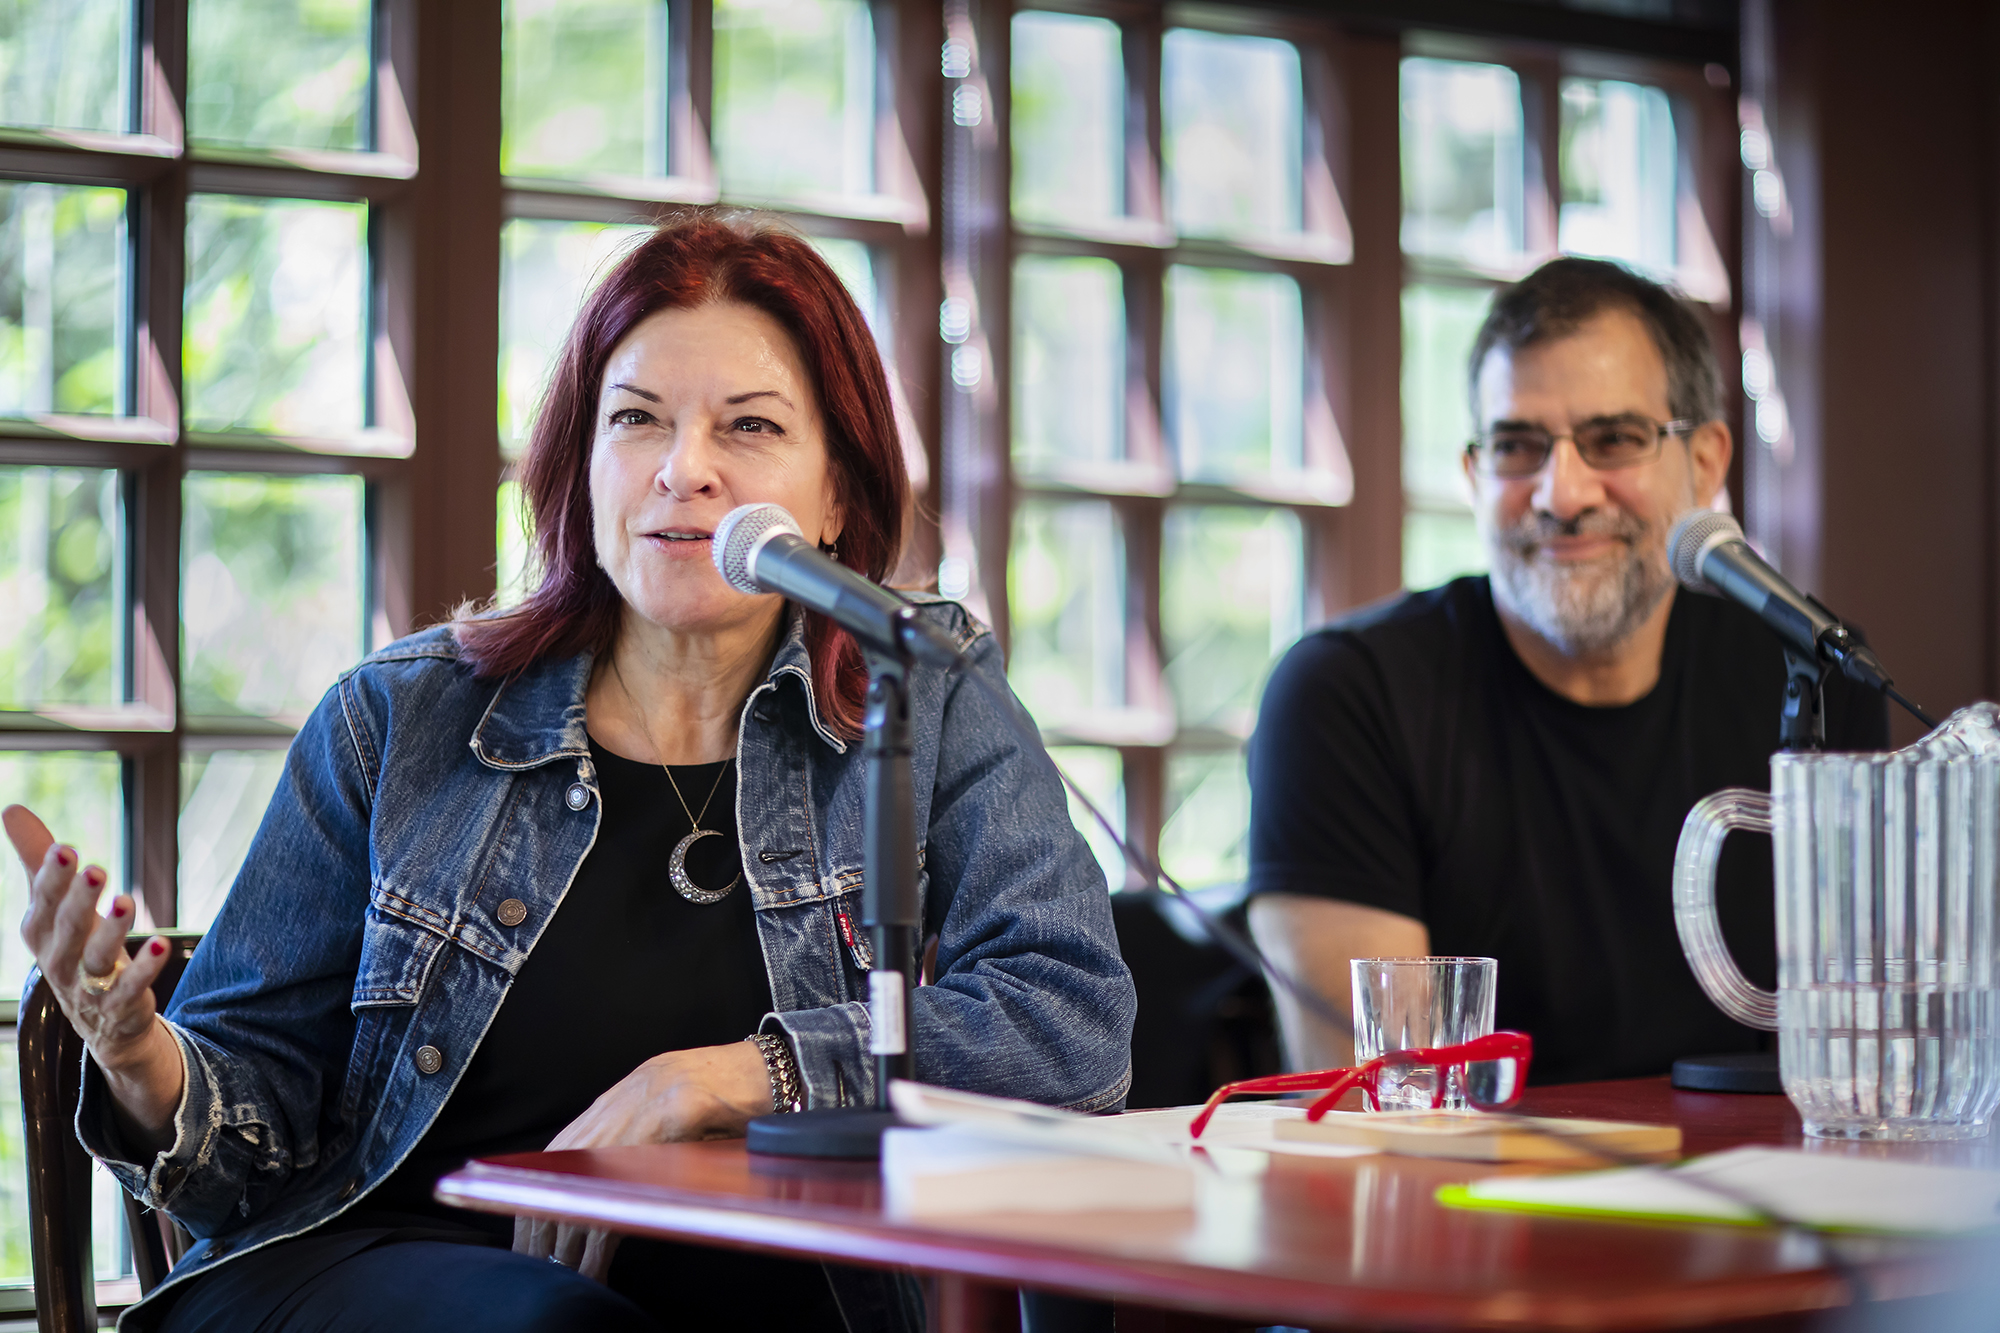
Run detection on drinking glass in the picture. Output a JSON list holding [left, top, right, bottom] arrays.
[[1351, 956, 1497, 1110]]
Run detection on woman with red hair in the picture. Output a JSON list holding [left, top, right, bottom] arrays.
[[10, 208, 1135, 1332]]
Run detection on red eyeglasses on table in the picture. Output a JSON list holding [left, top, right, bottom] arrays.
[[1189, 1030, 1533, 1138]]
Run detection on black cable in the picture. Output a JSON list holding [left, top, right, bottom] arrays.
[[1886, 684, 1939, 732]]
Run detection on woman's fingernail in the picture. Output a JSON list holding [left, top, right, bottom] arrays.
[[111, 899, 127, 918], [150, 939, 167, 957], [55, 847, 74, 867], [85, 867, 105, 887]]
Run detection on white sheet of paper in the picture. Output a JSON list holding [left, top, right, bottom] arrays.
[[887, 1082, 1373, 1160], [1457, 1145, 2000, 1235]]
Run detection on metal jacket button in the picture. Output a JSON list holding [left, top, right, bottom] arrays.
[[339, 1178, 360, 1201], [414, 1045, 443, 1075], [565, 783, 590, 810], [496, 898, 528, 927]]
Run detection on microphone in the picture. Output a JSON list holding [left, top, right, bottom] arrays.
[[711, 504, 961, 668], [1668, 510, 1933, 726]]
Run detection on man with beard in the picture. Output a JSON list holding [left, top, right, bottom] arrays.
[[1243, 258, 1886, 1084]]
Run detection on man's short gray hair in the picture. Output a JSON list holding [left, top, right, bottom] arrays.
[[1467, 257, 1724, 427]]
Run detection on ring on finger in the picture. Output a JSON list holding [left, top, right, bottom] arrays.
[[77, 957, 124, 995]]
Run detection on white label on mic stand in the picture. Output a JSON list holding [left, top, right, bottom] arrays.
[[868, 970, 907, 1055]]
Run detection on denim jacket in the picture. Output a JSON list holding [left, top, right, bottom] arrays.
[[78, 600, 1135, 1326]]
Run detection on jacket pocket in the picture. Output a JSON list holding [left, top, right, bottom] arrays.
[[340, 905, 439, 1124]]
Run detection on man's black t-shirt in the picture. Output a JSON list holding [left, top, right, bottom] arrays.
[[1246, 577, 1889, 1085]]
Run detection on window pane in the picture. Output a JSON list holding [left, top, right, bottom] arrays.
[[184, 195, 366, 436], [1007, 500, 1123, 731], [713, 0, 874, 201], [1560, 78, 1677, 275], [807, 236, 878, 335], [1166, 266, 1302, 482], [1, 1047, 136, 1286], [0, 1032, 25, 1281], [1401, 282, 1492, 504], [0, 182, 126, 418], [1047, 745, 1124, 892], [1161, 750, 1248, 891], [1401, 58, 1524, 266], [1011, 11, 1123, 229], [499, 218, 648, 453], [182, 472, 365, 722], [497, 478, 535, 606], [1012, 255, 1123, 474], [1163, 505, 1301, 732], [178, 747, 288, 930], [0, 467, 120, 711], [0, 751, 123, 1001], [503, 0, 667, 178], [1163, 29, 1301, 241], [188, 0, 371, 151], [0, 0, 129, 133], [1404, 507, 1485, 591]]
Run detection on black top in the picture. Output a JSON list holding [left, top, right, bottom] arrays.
[[373, 738, 769, 1218], [1246, 577, 1889, 1085]]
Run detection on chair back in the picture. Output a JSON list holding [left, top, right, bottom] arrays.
[[20, 933, 202, 1333]]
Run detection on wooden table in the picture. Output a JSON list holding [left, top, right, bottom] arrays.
[[434, 1079, 1992, 1332]]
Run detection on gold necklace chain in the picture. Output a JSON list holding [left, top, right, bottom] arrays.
[[614, 659, 732, 832], [663, 757, 731, 831]]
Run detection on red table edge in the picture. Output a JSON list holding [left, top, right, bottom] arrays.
[[435, 1156, 1876, 1331]]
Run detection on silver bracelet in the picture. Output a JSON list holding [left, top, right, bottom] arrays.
[[745, 1032, 803, 1113]]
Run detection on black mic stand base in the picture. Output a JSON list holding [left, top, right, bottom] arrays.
[[1670, 1051, 1783, 1095], [745, 1107, 903, 1160]]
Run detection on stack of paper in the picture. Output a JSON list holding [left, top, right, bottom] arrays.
[[880, 1123, 1199, 1217]]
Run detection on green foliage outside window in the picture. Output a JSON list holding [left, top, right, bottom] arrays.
[[0, 467, 120, 712], [181, 472, 365, 722], [0, 183, 125, 419], [188, 0, 371, 151], [502, 0, 667, 178], [0, 0, 129, 134], [713, 0, 874, 201], [1161, 506, 1300, 733], [183, 195, 366, 437]]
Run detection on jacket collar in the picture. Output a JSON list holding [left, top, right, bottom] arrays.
[[468, 605, 846, 769]]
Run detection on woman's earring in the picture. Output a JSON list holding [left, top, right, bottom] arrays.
[[821, 540, 839, 562]]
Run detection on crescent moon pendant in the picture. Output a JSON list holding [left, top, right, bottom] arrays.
[[670, 827, 740, 904]]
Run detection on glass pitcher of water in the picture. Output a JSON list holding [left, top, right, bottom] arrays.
[[1674, 704, 2000, 1140]]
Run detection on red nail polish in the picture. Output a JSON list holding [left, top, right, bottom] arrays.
[[85, 867, 105, 887], [111, 900, 127, 918], [150, 939, 167, 957], [55, 848, 74, 867]]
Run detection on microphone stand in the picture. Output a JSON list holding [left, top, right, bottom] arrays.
[[1778, 647, 1828, 753], [745, 651, 919, 1159], [1673, 648, 1828, 1097]]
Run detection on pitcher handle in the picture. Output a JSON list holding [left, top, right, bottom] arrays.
[[1672, 789, 1780, 1032]]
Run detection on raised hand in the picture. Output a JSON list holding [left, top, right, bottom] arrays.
[[7, 804, 186, 1152]]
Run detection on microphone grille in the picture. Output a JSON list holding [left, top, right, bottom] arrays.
[[713, 503, 803, 595], [1669, 508, 1744, 590]]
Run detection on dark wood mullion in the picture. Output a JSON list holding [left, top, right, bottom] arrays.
[[1123, 7, 1168, 878], [882, 0, 945, 587], [1685, 75, 1746, 513], [1116, 493, 1166, 874], [1322, 31, 1404, 613], [670, 0, 717, 188], [1299, 31, 1350, 625], [1516, 51, 1562, 261], [375, 0, 501, 637], [124, 0, 190, 926]]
